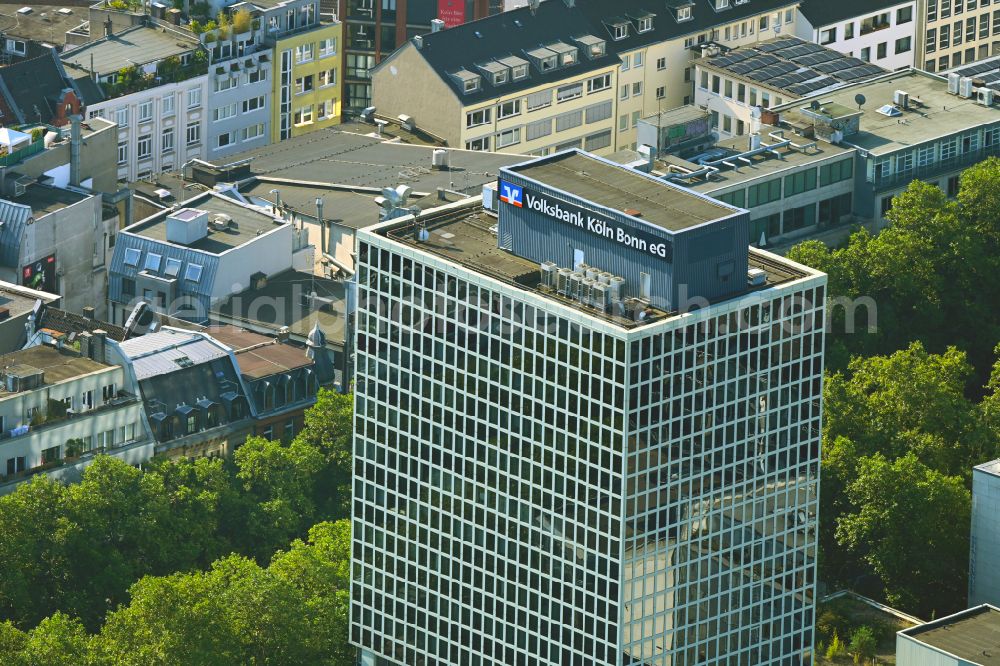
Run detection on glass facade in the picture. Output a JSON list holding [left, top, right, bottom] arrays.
[[352, 231, 825, 665]]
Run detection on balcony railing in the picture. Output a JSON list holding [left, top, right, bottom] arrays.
[[872, 144, 1000, 189], [0, 393, 139, 443]]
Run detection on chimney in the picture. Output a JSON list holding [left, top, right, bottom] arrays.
[[70, 114, 82, 187], [82, 305, 95, 320], [79, 331, 92, 359], [430, 18, 444, 32], [92, 329, 107, 363], [413, 35, 423, 49], [104, 17, 113, 38]]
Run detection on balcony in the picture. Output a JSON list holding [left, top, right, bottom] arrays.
[[859, 19, 890, 36]]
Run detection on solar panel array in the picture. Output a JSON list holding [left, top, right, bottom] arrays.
[[954, 59, 1000, 92], [705, 36, 888, 98]]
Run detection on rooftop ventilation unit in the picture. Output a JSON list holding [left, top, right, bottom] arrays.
[[540, 261, 557, 288], [893, 90, 909, 110], [431, 148, 449, 170], [978, 87, 995, 107], [398, 114, 415, 131], [748, 268, 767, 286], [960, 76, 974, 99], [948, 72, 961, 95]]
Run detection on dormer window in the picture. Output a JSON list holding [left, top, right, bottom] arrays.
[[714, 0, 730, 10], [452, 68, 482, 94], [525, 46, 558, 72], [605, 17, 630, 40], [574, 35, 606, 59], [638, 16, 653, 32], [678, 7, 692, 20], [494, 70, 508, 85], [498, 55, 530, 80], [477, 60, 510, 86], [548, 42, 578, 66], [512, 64, 528, 80], [465, 78, 480, 92], [614, 24, 628, 40]]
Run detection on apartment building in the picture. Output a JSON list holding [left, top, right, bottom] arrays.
[[273, 20, 343, 141], [920, 0, 1000, 73], [62, 25, 209, 182], [352, 151, 826, 664], [372, 0, 799, 155], [0, 48, 85, 128], [795, 0, 918, 70], [693, 36, 887, 139]]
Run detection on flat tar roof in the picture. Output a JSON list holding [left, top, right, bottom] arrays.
[[61, 25, 200, 75], [509, 151, 735, 233], [0, 345, 110, 390], [383, 204, 804, 328], [126, 193, 285, 254], [779, 70, 1000, 155], [901, 605, 1000, 665], [670, 129, 854, 194], [16, 184, 91, 216], [240, 179, 381, 230]]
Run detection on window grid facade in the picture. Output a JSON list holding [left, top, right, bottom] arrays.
[[352, 233, 824, 665]]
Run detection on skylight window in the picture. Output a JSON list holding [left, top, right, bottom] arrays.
[[164, 257, 182, 278], [144, 252, 161, 273], [185, 263, 203, 282], [123, 247, 141, 267]]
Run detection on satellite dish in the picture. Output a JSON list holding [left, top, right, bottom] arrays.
[[855, 93, 867, 109], [810, 100, 821, 110]]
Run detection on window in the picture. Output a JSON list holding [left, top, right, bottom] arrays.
[[819, 158, 853, 185], [587, 73, 611, 93], [137, 134, 151, 160], [294, 105, 314, 124], [526, 90, 551, 110], [526, 118, 552, 141], [632, 81, 643, 96], [465, 136, 490, 151], [724, 79, 733, 98], [186, 122, 200, 146], [117, 140, 127, 165], [557, 82, 583, 102], [619, 114, 628, 131], [295, 75, 315, 94], [584, 100, 612, 123], [5, 38, 25, 55], [656, 86, 665, 99], [613, 23, 628, 40], [638, 16, 652, 32], [247, 68, 266, 84], [162, 128, 174, 153], [877, 42, 887, 59], [318, 69, 336, 87], [712, 75, 721, 93], [161, 95, 174, 117], [895, 36, 912, 53], [295, 43, 314, 62], [631, 110, 640, 127], [123, 248, 141, 267], [556, 109, 583, 132], [784, 169, 817, 195], [782, 202, 816, 233], [634, 52, 643, 67], [820, 28, 836, 44], [620, 84, 629, 100], [897, 6, 913, 23], [115, 107, 128, 128], [213, 103, 237, 121], [844, 22, 855, 39], [185, 263, 203, 282], [941, 137, 958, 160], [137, 101, 153, 122], [496, 127, 520, 147], [512, 64, 528, 80], [716, 189, 745, 207], [759, 14, 768, 30], [656, 57, 666, 70], [187, 88, 201, 108], [164, 257, 182, 278], [242, 96, 265, 113], [466, 108, 491, 128], [121, 277, 136, 300], [927, 28, 938, 53], [747, 178, 781, 207], [584, 129, 611, 151], [621, 55, 630, 71], [217, 131, 236, 148], [677, 6, 691, 20], [144, 252, 162, 273], [497, 100, 521, 119], [243, 123, 266, 140], [215, 76, 236, 92], [319, 37, 337, 57]]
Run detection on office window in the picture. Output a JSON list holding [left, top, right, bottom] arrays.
[[784, 169, 817, 195], [747, 178, 781, 206], [186, 122, 200, 146], [187, 88, 201, 108], [819, 158, 853, 185], [162, 128, 174, 153], [496, 127, 520, 147], [584, 100, 612, 123], [783, 202, 816, 232], [716, 189, 745, 207], [137, 134, 151, 159]]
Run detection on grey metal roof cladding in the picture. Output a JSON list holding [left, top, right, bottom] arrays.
[[61, 25, 201, 76], [390, 0, 799, 104], [0, 199, 32, 268], [797, 0, 912, 29], [119, 329, 229, 380]]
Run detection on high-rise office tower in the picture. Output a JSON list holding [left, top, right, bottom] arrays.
[[351, 150, 826, 665]]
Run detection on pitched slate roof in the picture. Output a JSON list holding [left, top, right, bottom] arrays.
[[0, 48, 80, 124], [797, 0, 912, 29], [389, 0, 799, 105], [35, 305, 128, 342]]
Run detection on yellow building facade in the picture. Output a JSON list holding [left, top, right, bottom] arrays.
[[272, 21, 343, 142]]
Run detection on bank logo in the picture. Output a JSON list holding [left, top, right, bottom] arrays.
[[499, 181, 523, 207]]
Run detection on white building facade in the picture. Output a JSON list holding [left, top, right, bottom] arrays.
[[795, 0, 918, 71], [970, 459, 1000, 607]]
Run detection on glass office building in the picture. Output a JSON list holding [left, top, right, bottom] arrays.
[[351, 151, 826, 665]]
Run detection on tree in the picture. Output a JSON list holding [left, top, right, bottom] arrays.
[[16, 613, 90, 666], [823, 342, 989, 476], [836, 452, 970, 616], [294, 389, 354, 519], [848, 625, 877, 664]]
